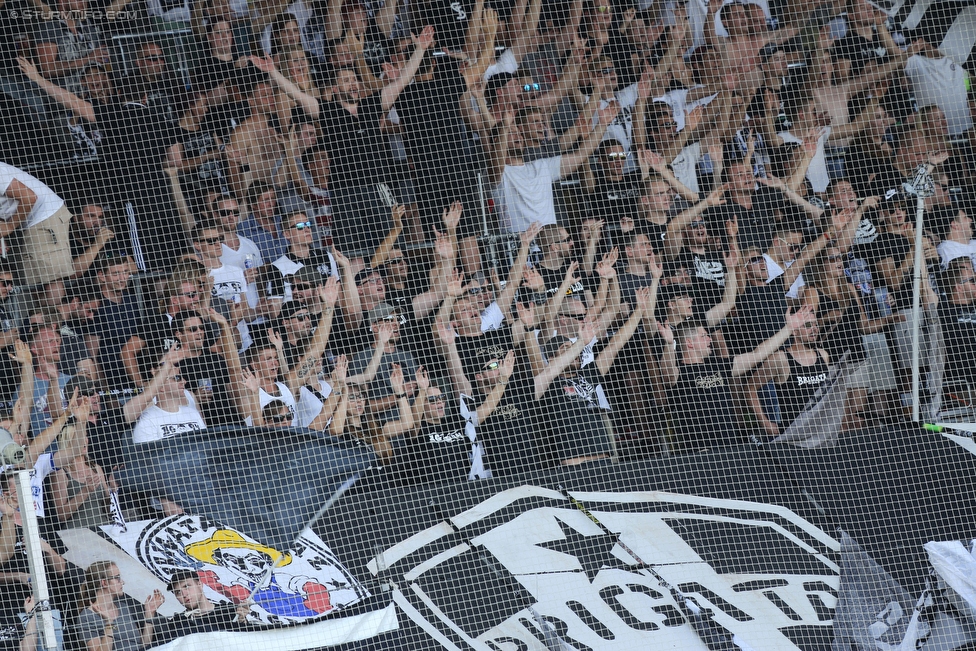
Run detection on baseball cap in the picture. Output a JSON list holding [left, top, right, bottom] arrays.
[[293, 265, 325, 288], [279, 300, 311, 320], [64, 375, 100, 398]]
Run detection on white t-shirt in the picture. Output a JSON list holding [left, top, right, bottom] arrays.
[[764, 254, 806, 299], [653, 87, 719, 132], [905, 55, 973, 136], [256, 382, 298, 427], [670, 141, 703, 195], [132, 391, 207, 444], [937, 239, 976, 270], [210, 264, 248, 303], [779, 127, 831, 193], [495, 156, 562, 233], [0, 454, 56, 517], [296, 380, 334, 428], [0, 162, 65, 228], [595, 83, 640, 171], [221, 235, 263, 270]]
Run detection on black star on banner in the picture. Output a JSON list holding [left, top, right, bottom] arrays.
[[536, 514, 634, 581]]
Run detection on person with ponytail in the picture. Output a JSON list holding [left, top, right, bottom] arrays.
[[74, 562, 164, 651]]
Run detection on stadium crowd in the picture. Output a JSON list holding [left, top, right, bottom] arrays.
[[0, 0, 975, 644]]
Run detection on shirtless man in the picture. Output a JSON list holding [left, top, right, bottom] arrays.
[[225, 79, 284, 198]]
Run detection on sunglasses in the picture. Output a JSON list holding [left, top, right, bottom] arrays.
[[522, 83, 541, 93], [217, 208, 239, 216], [427, 394, 446, 403], [290, 313, 311, 321], [599, 67, 615, 75], [596, 4, 610, 11], [958, 277, 976, 286], [181, 291, 199, 299], [482, 361, 501, 371], [0, 280, 13, 288], [198, 236, 223, 245], [183, 325, 203, 333], [290, 221, 313, 230], [689, 221, 706, 229], [827, 254, 843, 262], [559, 313, 585, 321], [467, 287, 484, 295], [268, 411, 291, 423], [747, 256, 765, 266], [380, 314, 400, 323], [606, 152, 627, 160]]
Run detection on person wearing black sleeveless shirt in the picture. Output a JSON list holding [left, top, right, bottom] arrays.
[[746, 317, 831, 438], [659, 304, 815, 451]]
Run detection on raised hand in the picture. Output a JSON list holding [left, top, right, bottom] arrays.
[[433, 230, 455, 260], [242, 368, 260, 393], [376, 321, 396, 343], [267, 329, 283, 350], [756, 175, 785, 190], [656, 320, 675, 344], [436, 321, 457, 346], [332, 247, 350, 269], [391, 204, 406, 228], [635, 285, 655, 315], [579, 316, 599, 343], [389, 364, 406, 395], [320, 275, 340, 308], [144, 590, 165, 617], [596, 248, 619, 279], [704, 183, 728, 207], [248, 55, 276, 73], [785, 304, 816, 331], [332, 354, 348, 385], [443, 201, 463, 232], [415, 366, 430, 391], [598, 102, 621, 126], [447, 268, 465, 297], [564, 259, 581, 286], [9, 339, 31, 366], [499, 350, 515, 382], [516, 301, 537, 329], [649, 253, 664, 280], [725, 248, 739, 269], [639, 149, 667, 173], [521, 222, 544, 247], [413, 25, 436, 50]]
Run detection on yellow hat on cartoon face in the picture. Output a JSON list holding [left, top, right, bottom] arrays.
[[185, 529, 293, 567]]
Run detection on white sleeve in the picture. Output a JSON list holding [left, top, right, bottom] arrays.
[[616, 83, 639, 109], [484, 48, 519, 80], [546, 156, 563, 182], [480, 303, 505, 332], [459, 394, 478, 427]]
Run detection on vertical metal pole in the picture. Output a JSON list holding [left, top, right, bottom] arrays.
[[910, 195, 926, 422], [15, 471, 57, 650]]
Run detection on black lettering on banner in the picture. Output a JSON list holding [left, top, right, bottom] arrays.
[[650, 604, 685, 628], [763, 590, 803, 621], [517, 615, 594, 651], [598, 585, 659, 631], [485, 638, 529, 651], [565, 601, 615, 640], [677, 583, 753, 622]]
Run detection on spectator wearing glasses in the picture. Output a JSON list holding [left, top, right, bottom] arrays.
[[348, 305, 418, 423], [119, 277, 203, 389], [68, 203, 116, 279], [174, 308, 249, 427], [131, 360, 207, 445], [74, 561, 164, 651], [213, 196, 262, 274], [238, 181, 289, 263], [264, 211, 338, 305], [192, 220, 252, 326], [330, 364, 418, 461], [124, 40, 186, 128], [275, 301, 317, 369]]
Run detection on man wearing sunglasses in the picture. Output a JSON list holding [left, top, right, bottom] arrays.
[[348, 304, 418, 423], [263, 211, 338, 305], [192, 220, 254, 327], [174, 309, 247, 427]]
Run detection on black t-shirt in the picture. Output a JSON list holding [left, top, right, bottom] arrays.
[[393, 412, 471, 485], [939, 300, 976, 388], [134, 311, 179, 382], [194, 54, 241, 92], [832, 26, 887, 77], [176, 125, 229, 197], [731, 277, 787, 356], [539, 365, 611, 462], [151, 603, 242, 647], [818, 293, 866, 365], [538, 263, 588, 301], [394, 59, 471, 185], [89, 293, 142, 391], [779, 350, 830, 429], [478, 381, 540, 475], [320, 94, 392, 188], [672, 248, 727, 313], [455, 323, 515, 380], [87, 406, 133, 471], [178, 351, 242, 427], [667, 356, 737, 449], [587, 171, 643, 222], [415, 0, 469, 51]]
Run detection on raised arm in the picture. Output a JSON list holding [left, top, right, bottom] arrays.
[[745, 350, 789, 437], [347, 323, 393, 385], [594, 286, 649, 376], [662, 184, 727, 261], [436, 320, 473, 397], [534, 319, 595, 399], [285, 278, 339, 391], [559, 104, 618, 178], [474, 350, 515, 421], [8, 341, 33, 445], [381, 26, 435, 111], [732, 305, 814, 376], [334, 248, 363, 329], [705, 249, 739, 327], [18, 57, 96, 123], [249, 56, 320, 118], [496, 222, 543, 320], [369, 205, 405, 269]]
